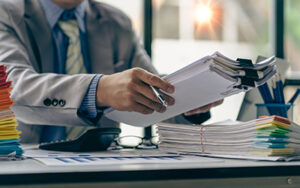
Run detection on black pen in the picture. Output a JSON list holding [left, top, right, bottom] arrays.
[[150, 85, 168, 108]]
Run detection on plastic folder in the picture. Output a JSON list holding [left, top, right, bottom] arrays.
[[104, 52, 276, 127]]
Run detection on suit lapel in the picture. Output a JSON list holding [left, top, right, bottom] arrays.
[[86, 0, 114, 75], [24, 0, 54, 73]]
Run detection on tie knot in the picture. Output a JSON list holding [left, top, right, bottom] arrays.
[[60, 10, 76, 21]]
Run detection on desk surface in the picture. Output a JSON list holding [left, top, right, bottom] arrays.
[[2, 154, 300, 186]]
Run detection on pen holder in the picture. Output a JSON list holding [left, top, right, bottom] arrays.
[[256, 104, 294, 120]]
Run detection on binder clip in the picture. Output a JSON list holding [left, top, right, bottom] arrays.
[[234, 58, 258, 89]]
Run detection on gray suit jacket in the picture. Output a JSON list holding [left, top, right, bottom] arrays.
[[0, 0, 209, 143]]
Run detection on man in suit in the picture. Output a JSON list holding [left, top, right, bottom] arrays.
[[0, 0, 222, 143]]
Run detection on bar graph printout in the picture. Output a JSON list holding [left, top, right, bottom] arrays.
[[33, 156, 222, 166]]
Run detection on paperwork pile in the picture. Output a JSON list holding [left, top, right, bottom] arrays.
[[158, 116, 300, 159], [105, 52, 276, 127], [0, 65, 22, 159]]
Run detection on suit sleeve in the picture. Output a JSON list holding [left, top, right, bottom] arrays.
[[0, 22, 97, 127]]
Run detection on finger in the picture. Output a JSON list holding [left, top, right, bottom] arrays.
[[200, 101, 222, 111], [185, 100, 224, 116], [132, 102, 154, 115], [160, 92, 175, 106], [213, 99, 224, 106], [134, 69, 174, 93], [132, 82, 163, 104], [199, 100, 222, 111], [134, 92, 166, 113], [207, 100, 223, 110], [134, 81, 176, 106], [200, 103, 213, 112], [185, 104, 212, 116], [185, 108, 203, 116]]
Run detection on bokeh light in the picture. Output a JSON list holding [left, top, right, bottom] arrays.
[[195, 3, 213, 25]]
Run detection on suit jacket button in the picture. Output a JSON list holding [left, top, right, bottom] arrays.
[[43, 98, 51, 106], [52, 99, 58, 106], [59, 100, 66, 107]]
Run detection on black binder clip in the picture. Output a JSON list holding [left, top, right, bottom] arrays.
[[236, 58, 260, 80], [236, 58, 253, 67], [234, 58, 257, 89]]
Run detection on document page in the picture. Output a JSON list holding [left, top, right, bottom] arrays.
[[33, 155, 223, 166], [105, 68, 236, 127]]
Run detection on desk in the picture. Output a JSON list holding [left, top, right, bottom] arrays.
[[1, 155, 300, 188]]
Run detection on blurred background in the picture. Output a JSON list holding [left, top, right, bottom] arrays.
[[97, 0, 300, 140]]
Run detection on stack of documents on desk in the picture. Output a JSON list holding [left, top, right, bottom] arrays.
[[158, 116, 300, 159], [0, 65, 22, 159], [104, 51, 276, 127]]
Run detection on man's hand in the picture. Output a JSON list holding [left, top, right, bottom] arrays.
[[184, 100, 224, 116], [97, 68, 175, 114]]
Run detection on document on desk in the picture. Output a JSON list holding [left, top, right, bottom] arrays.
[[158, 116, 300, 161], [104, 52, 276, 127], [24, 147, 223, 166], [33, 156, 223, 166], [24, 147, 177, 158]]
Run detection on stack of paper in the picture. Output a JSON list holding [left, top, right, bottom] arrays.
[[0, 65, 22, 159], [158, 116, 300, 157], [104, 52, 276, 127]]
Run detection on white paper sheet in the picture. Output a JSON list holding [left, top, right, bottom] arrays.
[[33, 156, 223, 166], [105, 66, 237, 127], [24, 148, 177, 158], [194, 153, 286, 161]]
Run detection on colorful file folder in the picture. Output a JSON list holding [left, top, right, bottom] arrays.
[[0, 65, 23, 158]]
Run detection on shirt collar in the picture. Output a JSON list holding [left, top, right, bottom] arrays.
[[40, 0, 86, 32]]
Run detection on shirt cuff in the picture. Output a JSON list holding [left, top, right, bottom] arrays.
[[79, 74, 103, 119]]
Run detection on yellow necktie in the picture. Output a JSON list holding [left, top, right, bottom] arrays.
[[59, 19, 89, 139], [58, 19, 87, 74]]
